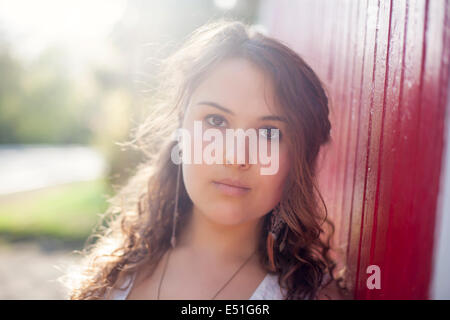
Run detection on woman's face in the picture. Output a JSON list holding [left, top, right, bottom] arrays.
[[180, 57, 292, 225]]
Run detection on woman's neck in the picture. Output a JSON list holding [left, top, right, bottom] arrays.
[[177, 206, 264, 263]]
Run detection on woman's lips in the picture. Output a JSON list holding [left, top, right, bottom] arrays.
[[212, 181, 251, 196]]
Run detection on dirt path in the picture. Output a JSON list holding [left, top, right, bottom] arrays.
[[0, 240, 82, 299]]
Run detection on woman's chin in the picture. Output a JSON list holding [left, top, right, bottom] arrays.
[[203, 209, 250, 226]]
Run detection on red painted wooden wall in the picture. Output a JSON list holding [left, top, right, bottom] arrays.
[[261, 0, 450, 299]]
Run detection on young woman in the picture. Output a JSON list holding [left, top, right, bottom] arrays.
[[59, 19, 350, 300]]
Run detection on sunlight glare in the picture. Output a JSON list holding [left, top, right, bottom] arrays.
[[0, 0, 127, 60]]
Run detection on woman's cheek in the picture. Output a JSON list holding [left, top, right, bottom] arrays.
[[257, 147, 291, 204], [256, 175, 285, 210]]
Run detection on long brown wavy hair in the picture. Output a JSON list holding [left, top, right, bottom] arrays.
[[58, 19, 349, 300]]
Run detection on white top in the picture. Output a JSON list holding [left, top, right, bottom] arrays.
[[107, 272, 288, 300]]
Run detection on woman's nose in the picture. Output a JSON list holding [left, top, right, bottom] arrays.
[[223, 136, 250, 170], [224, 157, 250, 170]]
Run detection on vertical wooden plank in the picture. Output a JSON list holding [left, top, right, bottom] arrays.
[[341, 0, 369, 293], [350, 0, 379, 298], [363, 0, 392, 300], [331, 0, 355, 255], [337, 0, 361, 276], [326, 0, 347, 235], [383, 0, 427, 298], [369, 0, 407, 299], [410, 0, 447, 299]]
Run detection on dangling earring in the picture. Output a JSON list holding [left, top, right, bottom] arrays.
[[170, 148, 182, 248], [266, 203, 287, 271], [279, 221, 289, 252]]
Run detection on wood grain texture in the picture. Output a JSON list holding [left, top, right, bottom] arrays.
[[261, 0, 450, 299]]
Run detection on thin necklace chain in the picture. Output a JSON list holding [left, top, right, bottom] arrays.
[[157, 248, 257, 300]]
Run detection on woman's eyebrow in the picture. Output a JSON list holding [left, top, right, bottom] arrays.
[[196, 101, 288, 123]]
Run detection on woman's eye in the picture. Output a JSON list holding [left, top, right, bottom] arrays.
[[260, 127, 281, 140], [205, 114, 227, 127]]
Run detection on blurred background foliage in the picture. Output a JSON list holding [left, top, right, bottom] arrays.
[[0, 0, 261, 247]]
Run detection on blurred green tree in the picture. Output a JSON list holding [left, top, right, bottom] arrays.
[[0, 42, 93, 144]]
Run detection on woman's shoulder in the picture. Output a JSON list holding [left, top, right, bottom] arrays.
[[105, 272, 136, 300], [249, 273, 287, 300]]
